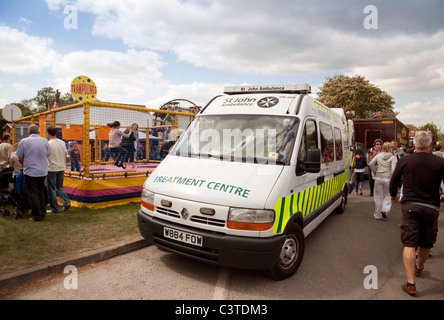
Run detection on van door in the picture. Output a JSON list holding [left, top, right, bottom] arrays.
[[295, 118, 322, 218], [347, 119, 355, 190], [319, 121, 335, 183]]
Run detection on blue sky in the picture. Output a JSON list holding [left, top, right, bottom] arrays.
[[1, 0, 444, 129]]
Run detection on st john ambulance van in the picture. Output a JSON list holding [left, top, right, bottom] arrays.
[[137, 84, 354, 279]]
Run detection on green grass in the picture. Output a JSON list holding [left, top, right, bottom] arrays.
[[0, 202, 142, 276]]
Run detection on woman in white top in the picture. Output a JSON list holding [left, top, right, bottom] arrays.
[[108, 121, 132, 169], [368, 141, 398, 220]]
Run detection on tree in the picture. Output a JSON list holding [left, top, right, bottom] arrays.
[[418, 122, 443, 144], [1, 87, 78, 124], [33, 87, 77, 113], [34, 87, 56, 113], [61, 92, 77, 104], [317, 75, 397, 119]]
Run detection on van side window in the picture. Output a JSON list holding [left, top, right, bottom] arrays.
[[297, 120, 318, 175], [320, 122, 333, 163], [334, 127, 343, 161]]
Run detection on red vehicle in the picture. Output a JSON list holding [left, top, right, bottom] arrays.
[[408, 130, 435, 147]]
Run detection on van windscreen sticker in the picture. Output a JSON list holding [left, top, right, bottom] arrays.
[[257, 97, 279, 108], [219, 97, 280, 108], [221, 97, 256, 107], [152, 175, 251, 199]]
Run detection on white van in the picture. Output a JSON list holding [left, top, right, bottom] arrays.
[[138, 84, 354, 279]]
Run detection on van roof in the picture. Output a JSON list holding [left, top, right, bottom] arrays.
[[223, 84, 311, 95], [200, 84, 346, 121]]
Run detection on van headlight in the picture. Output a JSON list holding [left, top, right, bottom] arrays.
[[141, 189, 155, 212], [227, 208, 275, 231]]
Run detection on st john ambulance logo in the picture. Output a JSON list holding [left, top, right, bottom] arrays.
[[257, 97, 279, 108]]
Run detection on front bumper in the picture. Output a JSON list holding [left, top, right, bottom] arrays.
[[137, 210, 285, 270]]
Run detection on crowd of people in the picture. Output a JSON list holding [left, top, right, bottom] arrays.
[[354, 133, 443, 296], [355, 138, 443, 218], [0, 125, 72, 222], [0, 121, 161, 222]]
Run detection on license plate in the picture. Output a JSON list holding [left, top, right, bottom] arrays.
[[164, 227, 203, 247]]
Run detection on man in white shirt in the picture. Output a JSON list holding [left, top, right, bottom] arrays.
[[47, 126, 71, 213]]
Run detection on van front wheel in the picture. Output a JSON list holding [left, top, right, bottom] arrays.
[[266, 224, 305, 280]]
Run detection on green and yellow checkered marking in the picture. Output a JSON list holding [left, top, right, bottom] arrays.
[[314, 102, 343, 121], [273, 171, 348, 234]]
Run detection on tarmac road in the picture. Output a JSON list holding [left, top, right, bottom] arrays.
[[1, 183, 443, 300]]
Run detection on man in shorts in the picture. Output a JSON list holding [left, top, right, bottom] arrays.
[[390, 131, 444, 296]]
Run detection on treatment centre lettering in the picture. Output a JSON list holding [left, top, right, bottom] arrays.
[[152, 176, 251, 198]]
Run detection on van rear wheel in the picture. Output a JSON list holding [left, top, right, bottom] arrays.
[[266, 223, 305, 280], [334, 187, 347, 214]]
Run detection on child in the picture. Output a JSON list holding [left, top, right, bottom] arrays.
[[354, 149, 367, 195], [69, 141, 81, 172]]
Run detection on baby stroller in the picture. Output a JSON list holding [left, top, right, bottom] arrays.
[[0, 168, 29, 219], [0, 167, 15, 216]]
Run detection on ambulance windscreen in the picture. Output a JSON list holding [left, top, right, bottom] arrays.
[[170, 115, 299, 165]]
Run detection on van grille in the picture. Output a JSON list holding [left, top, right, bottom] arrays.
[[190, 216, 225, 227], [156, 207, 180, 218], [156, 206, 226, 228]]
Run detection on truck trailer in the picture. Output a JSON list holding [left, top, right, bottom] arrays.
[[353, 118, 409, 150]]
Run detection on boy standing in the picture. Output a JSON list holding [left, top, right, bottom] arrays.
[[69, 141, 81, 172]]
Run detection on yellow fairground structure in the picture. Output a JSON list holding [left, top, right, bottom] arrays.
[[12, 101, 196, 208]]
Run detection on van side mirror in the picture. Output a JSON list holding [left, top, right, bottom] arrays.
[[297, 148, 321, 174]]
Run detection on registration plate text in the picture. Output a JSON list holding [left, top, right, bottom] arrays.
[[164, 227, 203, 247]]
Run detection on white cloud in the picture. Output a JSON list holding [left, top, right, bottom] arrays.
[[0, 26, 169, 104], [19, 17, 32, 25], [0, 26, 60, 74], [395, 98, 444, 129], [45, 0, 69, 11], [62, 0, 444, 97], [51, 49, 167, 101], [146, 82, 225, 108], [4, 0, 444, 122], [13, 83, 31, 92], [352, 31, 444, 94]]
